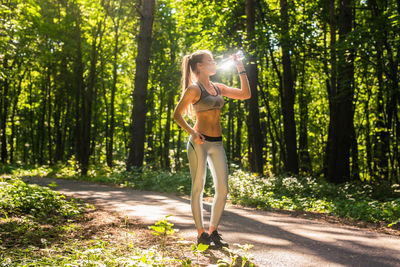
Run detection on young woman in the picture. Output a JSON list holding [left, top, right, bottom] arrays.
[[173, 50, 250, 248]]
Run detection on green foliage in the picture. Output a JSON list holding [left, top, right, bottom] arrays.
[[229, 169, 400, 226], [191, 242, 209, 265], [0, 177, 85, 222], [216, 244, 255, 267], [149, 215, 177, 257]]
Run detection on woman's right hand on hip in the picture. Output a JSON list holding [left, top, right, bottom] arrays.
[[192, 131, 205, 144]]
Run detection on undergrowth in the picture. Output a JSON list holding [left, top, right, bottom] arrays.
[[3, 161, 400, 227], [228, 169, 400, 227]]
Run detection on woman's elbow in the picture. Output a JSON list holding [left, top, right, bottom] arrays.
[[173, 110, 181, 121]]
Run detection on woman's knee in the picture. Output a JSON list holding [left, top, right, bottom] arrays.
[[216, 184, 228, 199], [191, 185, 204, 199]]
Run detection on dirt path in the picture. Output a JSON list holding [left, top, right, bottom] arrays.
[[26, 177, 400, 267]]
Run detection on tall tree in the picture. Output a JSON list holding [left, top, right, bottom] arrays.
[[279, 0, 299, 174], [105, 0, 125, 168], [326, 0, 355, 183], [0, 57, 10, 164], [246, 0, 263, 173], [297, 1, 312, 174], [80, 21, 103, 175], [127, 0, 155, 170]]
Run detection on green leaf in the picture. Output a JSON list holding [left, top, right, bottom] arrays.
[[197, 243, 209, 252]]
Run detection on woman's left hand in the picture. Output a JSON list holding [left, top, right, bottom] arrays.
[[233, 53, 245, 73]]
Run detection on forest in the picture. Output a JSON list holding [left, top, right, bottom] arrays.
[[1, 0, 399, 185]]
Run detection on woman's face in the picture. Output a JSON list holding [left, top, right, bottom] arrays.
[[199, 54, 216, 75]]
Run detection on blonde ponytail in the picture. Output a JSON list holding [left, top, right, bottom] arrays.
[[181, 55, 192, 97], [180, 50, 212, 119]]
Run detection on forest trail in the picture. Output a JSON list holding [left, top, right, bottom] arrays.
[[26, 177, 400, 267]]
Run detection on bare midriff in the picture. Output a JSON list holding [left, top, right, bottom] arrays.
[[194, 109, 222, 137]]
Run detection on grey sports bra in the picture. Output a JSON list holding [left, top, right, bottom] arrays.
[[193, 81, 224, 113]]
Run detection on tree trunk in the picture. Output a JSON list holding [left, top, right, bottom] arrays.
[[326, 0, 355, 183], [107, 4, 122, 168], [260, 83, 280, 174], [227, 98, 233, 161], [1, 58, 9, 163], [28, 75, 36, 164], [127, 0, 155, 171], [383, 36, 399, 182], [367, 0, 390, 181], [175, 127, 182, 171], [163, 91, 173, 170], [245, 0, 263, 173], [47, 65, 53, 165], [10, 70, 25, 163], [364, 74, 373, 179], [158, 88, 165, 168], [350, 123, 359, 180], [298, 2, 311, 174], [279, 0, 298, 175], [234, 102, 243, 165], [54, 56, 66, 163], [39, 67, 50, 165], [80, 22, 102, 175], [73, 5, 85, 172], [145, 86, 155, 165], [298, 47, 312, 174], [324, 0, 336, 179]]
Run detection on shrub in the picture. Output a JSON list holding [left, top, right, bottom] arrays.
[[228, 168, 400, 226], [0, 178, 84, 221]]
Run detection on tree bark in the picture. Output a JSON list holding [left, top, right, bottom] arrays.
[[234, 102, 243, 165], [47, 64, 53, 165], [106, 1, 123, 168], [38, 67, 50, 165], [383, 35, 399, 182], [246, 0, 263, 173], [146, 87, 155, 165], [1, 58, 9, 163], [54, 54, 67, 163], [10, 70, 25, 163], [79, 22, 102, 175], [73, 4, 85, 172], [326, 0, 355, 183], [175, 127, 182, 171], [28, 74, 36, 164], [298, 47, 312, 174], [324, 0, 337, 178], [127, 0, 155, 171], [279, 0, 299, 174], [227, 98, 234, 161], [163, 91, 173, 170]]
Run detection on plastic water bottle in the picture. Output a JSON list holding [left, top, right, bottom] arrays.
[[218, 51, 245, 70]]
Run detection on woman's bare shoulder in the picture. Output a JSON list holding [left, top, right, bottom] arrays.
[[185, 83, 201, 96]]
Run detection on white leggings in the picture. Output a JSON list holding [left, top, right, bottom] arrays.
[[187, 136, 229, 229]]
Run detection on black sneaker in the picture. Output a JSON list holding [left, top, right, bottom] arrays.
[[197, 232, 211, 246], [210, 230, 229, 248]]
